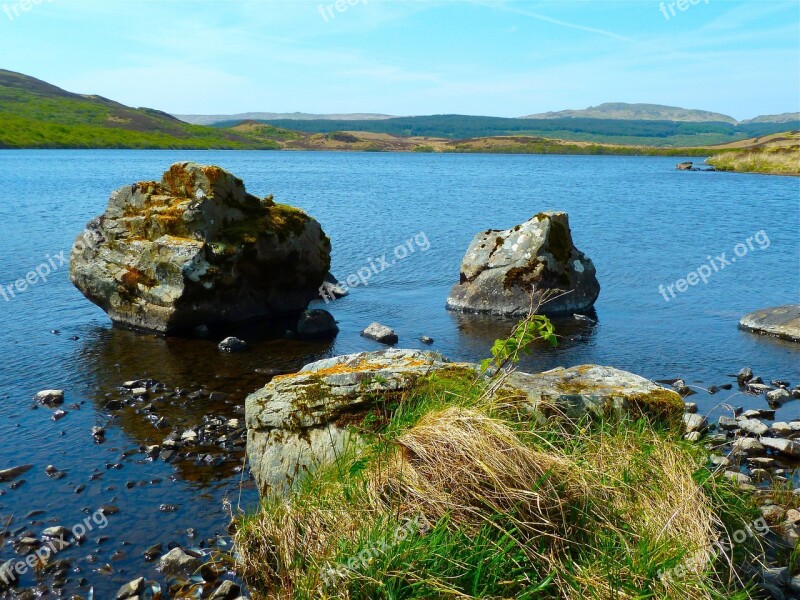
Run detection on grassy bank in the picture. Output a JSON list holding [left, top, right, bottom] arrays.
[[233, 321, 765, 599], [707, 144, 800, 176]]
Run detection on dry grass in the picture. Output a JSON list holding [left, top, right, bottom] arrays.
[[707, 146, 800, 175], [233, 367, 758, 600]]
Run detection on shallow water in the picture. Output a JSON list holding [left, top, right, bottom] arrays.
[[0, 150, 798, 596]]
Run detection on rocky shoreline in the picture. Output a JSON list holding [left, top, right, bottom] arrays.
[[672, 366, 800, 598], [0, 348, 797, 599]]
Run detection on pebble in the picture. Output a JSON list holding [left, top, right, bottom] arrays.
[[0, 464, 33, 482], [748, 383, 773, 394], [143, 543, 163, 561], [209, 580, 242, 600], [710, 455, 731, 468], [742, 408, 775, 420], [157, 547, 202, 576]]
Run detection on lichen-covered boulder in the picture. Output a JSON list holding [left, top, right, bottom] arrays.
[[70, 162, 331, 333], [244, 349, 681, 495], [245, 349, 450, 494], [501, 364, 684, 422], [446, 212, 600, 316]]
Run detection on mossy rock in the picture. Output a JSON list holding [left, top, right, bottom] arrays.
[[70, 162, 331, 333]]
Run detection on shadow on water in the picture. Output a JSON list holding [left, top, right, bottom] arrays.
[[448, 309, 600, 372], [71, 324, 338, 485]]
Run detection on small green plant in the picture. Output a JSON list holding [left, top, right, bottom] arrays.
[[480, 312, 557, 375]]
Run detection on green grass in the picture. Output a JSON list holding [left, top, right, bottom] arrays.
[[0, 84, 278, 149], [234, 366, 765, 600]]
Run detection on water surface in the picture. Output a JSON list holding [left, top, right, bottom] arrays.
[[0, 150, 797, 596]]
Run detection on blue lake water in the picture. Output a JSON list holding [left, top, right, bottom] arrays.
[[0, 150, 798, 596]]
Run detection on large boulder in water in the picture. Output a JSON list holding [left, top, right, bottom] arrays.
[[70, 162, 331, 333], [446, 212, 600, 316]]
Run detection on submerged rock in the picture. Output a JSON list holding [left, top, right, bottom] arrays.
[[296, 309, 339, 339], [245, 349, 682, 495], [739, 305, 800, 343], [70, 162, 331, 334], [446, 212, 600, 316]]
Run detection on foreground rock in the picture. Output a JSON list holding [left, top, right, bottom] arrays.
[[740, 305, 800, 343], [245, 349, 681, 494], [446, 212, 600, 316], [70, 162, 331, 334]]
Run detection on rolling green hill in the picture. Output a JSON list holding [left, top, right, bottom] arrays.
[[0, 69, 797, 154], [0, 70, 278, 149]]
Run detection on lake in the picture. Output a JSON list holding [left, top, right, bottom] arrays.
[[0, 150, 797, 597]]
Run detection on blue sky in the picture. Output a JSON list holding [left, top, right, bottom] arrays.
[[1, 0, 797, 120]]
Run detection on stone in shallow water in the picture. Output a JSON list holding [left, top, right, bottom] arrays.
[[739, 305, 800, 343], [737, 418, 769, 437], [157, 547, 201, 576], [218, 337, 247, 353], [70, 162, 331, 334], [683, 413, 708, 433], [296, 309, 339, 340], [361, 322, 398, 344], [760, 437, 800, 459], [33, 389, 64, 406], [0, 465, 32, 482], [446, 211, 600, 316]]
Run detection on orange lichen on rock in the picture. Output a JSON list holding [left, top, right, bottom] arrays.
[[272, 357, 432, 383]]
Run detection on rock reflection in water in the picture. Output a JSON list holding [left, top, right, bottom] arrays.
[[72, 324, 337, 484]]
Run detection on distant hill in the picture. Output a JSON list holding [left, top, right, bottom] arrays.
[[176, 112, 396, 125], [0, 70, 277, 149], [522, 102, 738, 124], [241, 114, 793, 147], [0, 70, 796, 153], [741, 112, 800, 124]]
